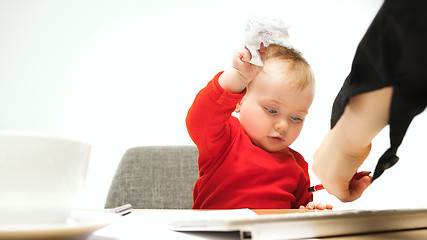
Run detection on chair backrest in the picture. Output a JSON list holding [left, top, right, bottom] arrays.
[[105, 145, 199, 209]]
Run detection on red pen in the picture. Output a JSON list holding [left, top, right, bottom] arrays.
[[308, 171, 371, 193]]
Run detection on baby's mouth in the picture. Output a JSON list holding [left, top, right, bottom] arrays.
[[268, 135, 284, 143]]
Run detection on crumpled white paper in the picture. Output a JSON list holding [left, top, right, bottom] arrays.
[[245, 16, 292, 66]]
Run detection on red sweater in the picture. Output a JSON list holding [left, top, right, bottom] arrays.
[[186, 72, 313, 209]]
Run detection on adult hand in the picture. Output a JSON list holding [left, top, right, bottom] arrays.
[[313, 128, 372, 202]]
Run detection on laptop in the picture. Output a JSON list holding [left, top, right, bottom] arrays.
[[169, 208, 427, 240]]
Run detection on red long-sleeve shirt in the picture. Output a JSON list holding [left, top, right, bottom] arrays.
[[186, 72, 313, 209]]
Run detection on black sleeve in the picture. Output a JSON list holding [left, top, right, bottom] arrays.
[[331, 0, 427, 181]]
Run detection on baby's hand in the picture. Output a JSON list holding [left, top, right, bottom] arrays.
[[299, 202, 333, 210], [232, 43, 267, 84], [218, 43, 267, 94]]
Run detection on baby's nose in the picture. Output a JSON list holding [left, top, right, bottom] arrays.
[[274, 119, 288, 132]]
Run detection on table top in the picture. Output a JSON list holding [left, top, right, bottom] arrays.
[[2, 208, 426, 240], [87, 209, 427, 240]]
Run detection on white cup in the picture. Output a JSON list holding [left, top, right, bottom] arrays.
[[0, 130, 90, 224]]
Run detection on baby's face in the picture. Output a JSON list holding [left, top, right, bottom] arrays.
[[236, 60, 314, 152]]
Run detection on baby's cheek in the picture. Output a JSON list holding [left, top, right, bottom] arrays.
[[288, 126, 303, 142]]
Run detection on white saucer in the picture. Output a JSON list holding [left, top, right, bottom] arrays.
[[0, 210, 120, 240]]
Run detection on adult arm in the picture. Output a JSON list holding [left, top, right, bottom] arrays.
[[312, 86, 393, 202]]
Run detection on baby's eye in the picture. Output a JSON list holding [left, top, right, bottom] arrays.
[[264, 107, 277, 114], [290, 116, 303, 122]]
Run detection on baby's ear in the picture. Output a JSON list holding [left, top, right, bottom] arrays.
[[235, 101, 242, 113]]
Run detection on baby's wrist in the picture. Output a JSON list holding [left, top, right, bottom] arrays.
[[232, 68, 253, 85], [218, 68, 250, 94]]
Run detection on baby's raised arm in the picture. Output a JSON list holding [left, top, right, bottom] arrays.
[[218, 44, 267, 94]]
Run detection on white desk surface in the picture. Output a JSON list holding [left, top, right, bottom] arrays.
[[89, 209, 427, 240]]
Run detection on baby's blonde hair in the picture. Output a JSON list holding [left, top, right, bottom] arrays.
[[264, 44, 315, 91]]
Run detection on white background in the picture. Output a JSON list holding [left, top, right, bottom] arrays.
[[1, 0, 426, 210]]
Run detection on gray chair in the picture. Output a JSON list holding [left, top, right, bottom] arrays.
[[105, 145, 199, 209]]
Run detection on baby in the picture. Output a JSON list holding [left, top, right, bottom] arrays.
[[186, 19, 331, 210]]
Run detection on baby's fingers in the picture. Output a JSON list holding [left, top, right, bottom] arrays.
[[315, 203, 325, 210], [299, 202, 333, 210], [236, 47, 252, 63], [303, 202, 315, 210], [316, 203, 333, 210], [258, 42, 267, 62]]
